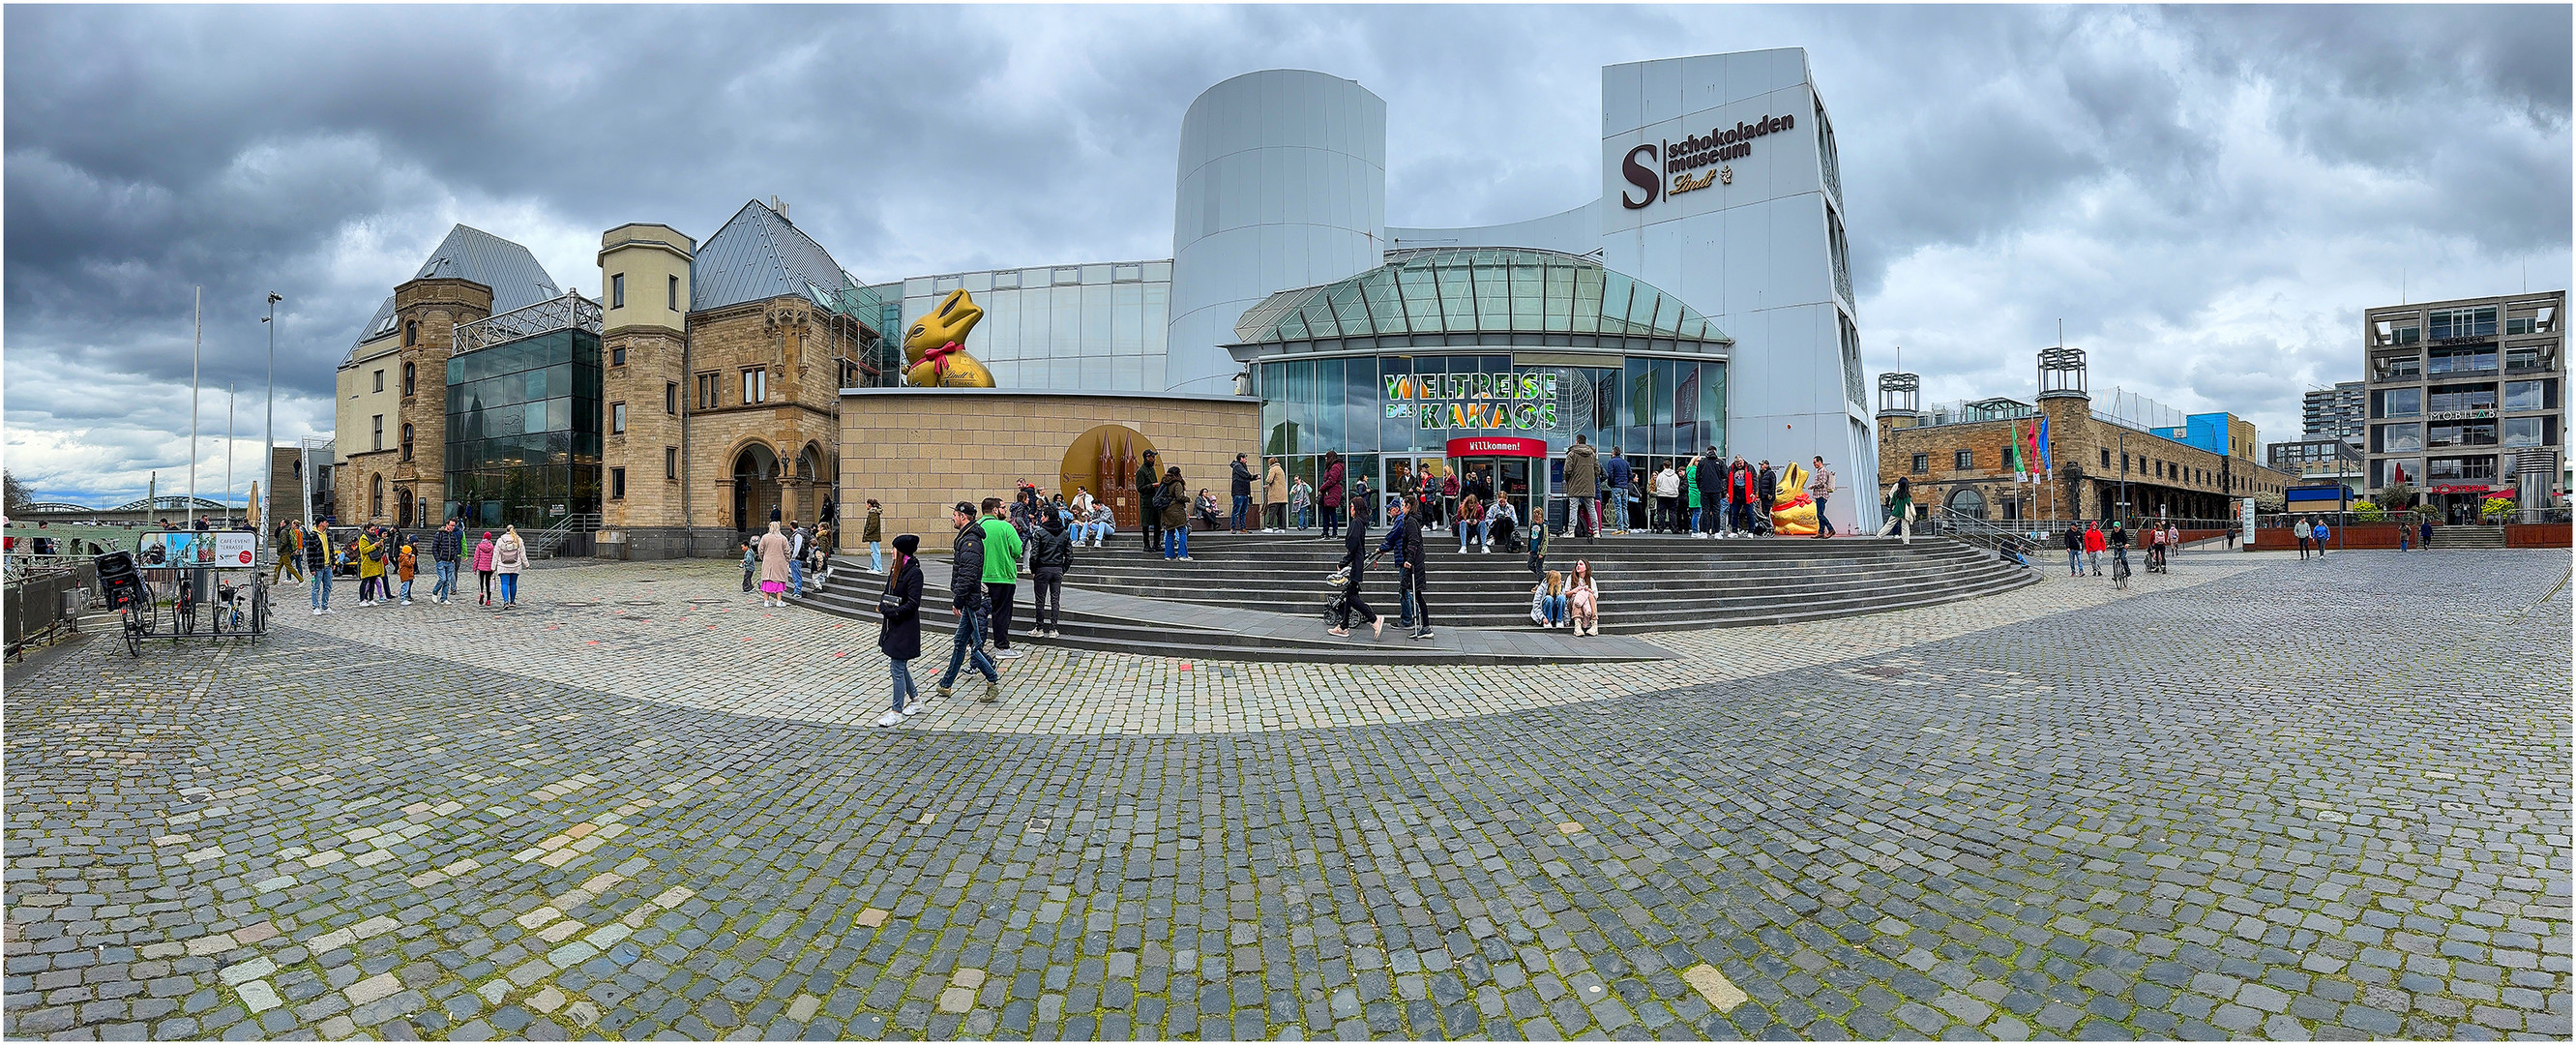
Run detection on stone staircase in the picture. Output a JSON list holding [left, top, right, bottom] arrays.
[[2433, 525, 2508, 549], [787, 531, 2033, 665]]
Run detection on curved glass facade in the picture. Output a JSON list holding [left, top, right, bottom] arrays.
[[1234, 248, 1727, 347]]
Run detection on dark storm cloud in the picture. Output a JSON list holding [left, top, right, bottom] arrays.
[[6, 5, 2566, 503]]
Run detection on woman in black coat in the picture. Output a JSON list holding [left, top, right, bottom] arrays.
[[875, 534, 925, 727], [1329, 493, 1384, 639]]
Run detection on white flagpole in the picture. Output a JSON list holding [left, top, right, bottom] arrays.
[[225, 383, 236, 527], [189, 285, 201, 530]]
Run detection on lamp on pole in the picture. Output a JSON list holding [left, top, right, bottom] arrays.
[[263, 292, 281, 539]]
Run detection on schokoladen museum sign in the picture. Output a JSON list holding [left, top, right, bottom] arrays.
[[1618, 111, 1796, 208]]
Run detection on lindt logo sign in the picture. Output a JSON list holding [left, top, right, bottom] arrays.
[[1619, 111, 1796, 209]]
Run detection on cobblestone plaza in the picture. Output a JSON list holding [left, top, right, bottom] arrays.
[[6, 548, 2568, 1040]]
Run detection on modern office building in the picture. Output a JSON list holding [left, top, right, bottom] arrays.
[[899, 262, 1171, 390], [2362, 291, 2566, 518], [2302, 380, 2366, 447], [2265, 437, 2366, 493]]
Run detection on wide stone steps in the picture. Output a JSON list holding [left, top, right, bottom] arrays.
[[2433, 525, 2508, 549]]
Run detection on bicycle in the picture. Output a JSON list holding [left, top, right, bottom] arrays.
[[2112, 551, 2132, 590]]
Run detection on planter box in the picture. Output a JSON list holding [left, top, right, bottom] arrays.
[[2251, 523, 2406, 551], [2506, 522, 2572, 549]]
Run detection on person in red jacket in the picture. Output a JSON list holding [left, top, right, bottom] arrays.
[[1729, 457, 1759, 536], [2083, 521, 2107, 576]]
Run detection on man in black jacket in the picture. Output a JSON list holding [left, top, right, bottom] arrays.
[[1398, 499, 1434, 641], [1756, 461, 1778, 537], [1693, 447, 1726, 538], [1229, 454, 1257, 533], [430, 518, 463, 604], [937, 501, 1001, 702], [1135, 451, 1162, 556]]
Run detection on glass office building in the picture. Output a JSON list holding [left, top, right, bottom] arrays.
[[902, 261, 1171, 391], [1232, 248, 1729, 524], [444, 326, 604, 528]]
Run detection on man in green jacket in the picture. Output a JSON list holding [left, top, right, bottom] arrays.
[[978, 497, 1027, 659]]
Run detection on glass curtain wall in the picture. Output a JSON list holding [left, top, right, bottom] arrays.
[[444, 329, 603, 528], [903, 262, 1170, 391]]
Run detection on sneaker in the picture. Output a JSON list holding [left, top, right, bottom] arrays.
[[401, 598, 412, 606], [311, 607, 323, 616], [997, 648, 1022, 660], [873, 711, 903, 728], [976, 683, 1000, 703], [1410, 630, 1436, 641], [903, 702, 925, 717], [937, 685, 954, 698], [322, 608, 336, 614]]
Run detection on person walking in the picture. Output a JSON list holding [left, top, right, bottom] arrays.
[[272, 521, 304, 584], [863, 499, 885, 573], [355, 526, 385, 606], [2083, 521, 2106, 575], [307, 520, 335, 615], [430, 518, 461, 604], [1605, 448, 1634, 534], [1135, 449, 1163, 556], [1878, 475, 1912, 543], [1567, 559, 1601, 637], [1654, 462, 1681, 534], [492, 524, 527, 609], [873, 534, 926, 728], [756, 521, 792, 608], [1530, 570, 1569, 629], [1327, 493, 1385, 640], [2063, 522, 2084, 577], [1319, 452, 1346, 539], [396, 539, 418, 606], [1290, 475, 1314, 532], [975, 497, 1026, 658], [2293, 516, 2313, 559], [1229, 453, 1257, 532], [1397, 493, 1434, 641], [1264, 458, 1288, 531], [1808, 456, 1838, 538], [1564, 435, 1600, 539], [2311, 517, 2330, 557], [1158, 466, 1192, 560], [937, 502, 1002, 703], [2108, 521, 2131, 587], [2164, 522, 2181, 566], [2420, 518, 2435, 551], [473, 530, 497, 606], [1029, 511, 1071, 640]]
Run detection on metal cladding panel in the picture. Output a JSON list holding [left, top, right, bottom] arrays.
[[690, 199, 856, 314], [347, 224, 561, 351], [1170, 69, 1386, 394]]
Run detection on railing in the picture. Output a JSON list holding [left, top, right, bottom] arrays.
[[525, 513, 601, 559], [4, 559, 98, 658], [1932, 507, 2039, 567], [454, 291, 604, 355]]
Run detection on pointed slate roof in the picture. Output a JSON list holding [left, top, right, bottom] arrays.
[[347, 224, 561, 355], [689, 199, 858, 314]]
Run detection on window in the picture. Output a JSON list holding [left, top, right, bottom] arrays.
[[2426, 457, 2497, 482], [2428, 348, 2498, 375], [666, 382, 678, 414], [371, 475, 384, 518], [2377, 387, 2422, 418], [403, 321, 419, 347], [1910, 453, 1928, 473], [2502, 416, 2547, 447], [2121, 453, 2131, 474], [2376, 355, 2421, 380], [371, 414, 384, 451], [611, 273, 626, 309], [1953, 449, 1974, 470], [2428, 385, 2499, 414], [2377, 423, 2423, 453], [696, 373, 721, 409], [2428, 421, 2496, 448], [2506, 346, 2551, 372], [610, 402, 626, 434], [2428, 305, 2498, 340], [2101, 448, 2112, 468], [373, 369, 386, 393], [400, 423, 414, 462], [668, 275, 680, 311], [610, 345, 627, 367], [401, 362, 416, 397], [610, 467, 626, 500], [742, 367, 767, 404], [2503, 380, 2546, 411], [666, 447, 679, 479]]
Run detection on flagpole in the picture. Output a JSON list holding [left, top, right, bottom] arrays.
[[189, 285, 201, 531], [225, 383, 236, 527]]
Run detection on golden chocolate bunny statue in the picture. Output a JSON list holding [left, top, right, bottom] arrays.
[[902, 288, 995, 388]]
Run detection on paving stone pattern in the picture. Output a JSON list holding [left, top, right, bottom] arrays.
[[5, 550, 2568, 1041]]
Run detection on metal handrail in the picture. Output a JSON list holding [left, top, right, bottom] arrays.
[[1933, 507, 2038, 566], [525, 513, 601, 559]]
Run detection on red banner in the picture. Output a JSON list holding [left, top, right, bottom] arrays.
[[1446, 436, 1549, 458]]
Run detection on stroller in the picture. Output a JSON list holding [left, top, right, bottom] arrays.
[[2145, 543, 2168, 574]]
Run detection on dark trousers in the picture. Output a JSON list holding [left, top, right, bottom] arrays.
[[1336, 578, 1377, 629], [1400, 564, 1432, 631], [1032, 567, 1064, 631], [1816, 495, 1834, 536], [986, 581, 1017, 649], [1139, 514, 1161, 555], [1321, 505, 1343, 538], [1656, 495, 1679, 532]]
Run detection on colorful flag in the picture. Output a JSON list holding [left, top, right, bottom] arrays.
[[2035, 415, 2053, 472]]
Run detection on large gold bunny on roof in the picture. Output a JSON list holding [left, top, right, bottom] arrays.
[[903, 288, 995, 388]]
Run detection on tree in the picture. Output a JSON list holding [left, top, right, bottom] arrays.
[[2, 470, 30, 518], [2254, 489, 2286, 513], [2378, 481, 2416, 511]]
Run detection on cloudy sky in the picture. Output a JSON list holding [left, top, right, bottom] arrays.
[[6, 4, 2567, 505]]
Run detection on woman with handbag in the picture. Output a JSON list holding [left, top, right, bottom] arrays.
[[874, 534, 926, 727]]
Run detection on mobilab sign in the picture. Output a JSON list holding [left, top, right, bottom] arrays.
[[1385, 371, 1560, 432], [1620, 111, 1796, 209]]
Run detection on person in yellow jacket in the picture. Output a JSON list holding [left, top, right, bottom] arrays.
[[356, 528, 385, 606]]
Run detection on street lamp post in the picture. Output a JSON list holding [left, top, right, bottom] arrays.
[[263, 292, 281, 552]]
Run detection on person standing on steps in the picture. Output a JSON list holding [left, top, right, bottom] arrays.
[[1808, 456, 1837, 538], [1729, 456, 1759, 538], [1264, 457, 1288, 532], [937, 502, 1002, 703], [1654, 462, 1681, 534], [978, 497, 1025, 659], [1230, 453, 1257, 533], [874, 533, 926, 728], [1319, 452, 1346, 539], [1135, 449, 1163, 557], [1878, 475, 1912, 544], [1158, 466, 1193, 560], [1397, 492, 1435, 642], [863, 499, 885, 573], [785, 519, 807, 597], [1328, 492, 1385, 640], [1695, 448, 1727, 538], [1564, 435, 1600, 539], [1029, 511, 1072, 641], [1290, 474, 1313, 532], [1605, 447, 1634, 534], [757, 521, 792, 608], [1757, 461, 1779, 537]]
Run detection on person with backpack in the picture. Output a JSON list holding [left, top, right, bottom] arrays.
[[306, 520, 335, 615], [1135, 450, 1163, 556], [937, 502, 1002, 703], [491, 525, 528, 608], [1808, 456, 1838, 538], [1157, 465, 1192, 560], [874, 533, 926, 728], [1029, 511, 1072, 640]]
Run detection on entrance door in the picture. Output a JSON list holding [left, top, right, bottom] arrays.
[[1383, 456, 1451, 521], [1448, 457, 1540, 530]]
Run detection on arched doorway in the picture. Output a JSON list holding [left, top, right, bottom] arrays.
[[1945, 485, 1988, 521], [397, 489, 413, 528], [1061, 425, 1155, 528], [732, 442, 781, 534]]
